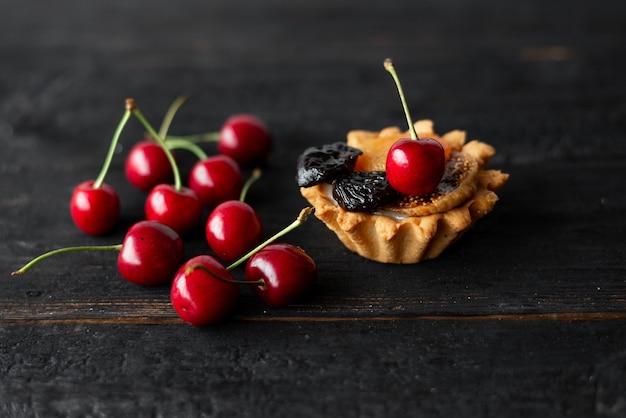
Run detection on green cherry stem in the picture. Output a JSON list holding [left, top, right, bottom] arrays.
[[226, 206, 314, 271], [127, 98, 183, 191], [384, 58, 418, 141], [11, 244, 122, 276], [92, 109, 132, 189], [165, 132, 220, 143], [158, 95, 189, 140], [165, 138, 209, 160], [239, 168, 262, 202]]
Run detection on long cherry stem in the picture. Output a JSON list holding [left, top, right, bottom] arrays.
[[158, 95, 189, 140], [93, 109, 132, 189], [127, 98, 183, 191], [239, 168, 262, 202], [226, 207, 314, 271], [11, 244, 123, 276], [384, 58, 418, 141]]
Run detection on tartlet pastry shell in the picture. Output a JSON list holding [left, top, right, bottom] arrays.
[[300, 120, 509, 263]]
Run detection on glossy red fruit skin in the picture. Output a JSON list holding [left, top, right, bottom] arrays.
[[245, 243, 317, 308], [125, 141, 174, 192], [145, 184, 203, 236], [385, 137, 446, 196], [188, 155, 244, 209], [218, 114, 272, 167], [205, 200, 262, 263], [70, 180, 120, 236], [117, 220, 184, 286], [170, 255, 240, 326]]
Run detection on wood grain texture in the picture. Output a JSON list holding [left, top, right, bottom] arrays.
[[1, 0, 626, 416], [1, 321, 626, 417]]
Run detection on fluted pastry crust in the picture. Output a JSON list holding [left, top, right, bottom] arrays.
[[300, 120, 509, 263]]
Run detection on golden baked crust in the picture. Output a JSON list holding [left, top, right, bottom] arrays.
[[299, 120, 509, 263], [389, 151, 479, 217]]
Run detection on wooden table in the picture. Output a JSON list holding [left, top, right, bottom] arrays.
[[1, 1, 625, 416]]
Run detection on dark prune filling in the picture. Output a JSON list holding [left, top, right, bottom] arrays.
[[296, 142, 363, 187], [296, 142, 470, 213], [332, 171, 399, 212]]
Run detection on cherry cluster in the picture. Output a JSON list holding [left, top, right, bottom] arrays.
[[13, 96, 317, 326]]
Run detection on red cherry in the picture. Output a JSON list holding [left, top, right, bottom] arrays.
[[188, 155, 244, 209], [245, 243, 317, 308], [205, 200, 262, 263], [125, 140, 174, 192], [117, 220, 184, 286], [170, 255, 240, 326], [218, 114, 272, 167], [70, 180, 120, 236], [12, 220, 183, 287], [383, 58, 446, 196], [68, 104, 132, 236], [145, 184, 203, 236], [385, 138, 445, 196]]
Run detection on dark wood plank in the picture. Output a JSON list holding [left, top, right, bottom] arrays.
[[1, 0, 626, 416], [1, 320, 626, 417]]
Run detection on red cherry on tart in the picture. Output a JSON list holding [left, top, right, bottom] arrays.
[[125, 140, 174, 192], [70, 180, 120, 236], [117, 220, 184, 286], [383, 58, 445, 196], [386, 137, 445, 196], [170, 255, 240, 326], [188, 155, 244, 209], [245, 243, 317, 308], [218, 114, 272, 167], [145, 184, 203, 236], [206, 200, 263, 263]]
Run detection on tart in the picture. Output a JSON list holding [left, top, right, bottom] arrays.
[[297, 120, 509, 263]]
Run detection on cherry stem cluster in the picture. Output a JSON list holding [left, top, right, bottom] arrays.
[[148, 95, 210, 160], [11, 244, 123, 276], [127, 98, 183, 191], [165, 138, 209, 160], [384, 58, 418, 141], [93, 110, 132, 189], [158, 95, 189, 140], [159, 97, 219, 144]]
